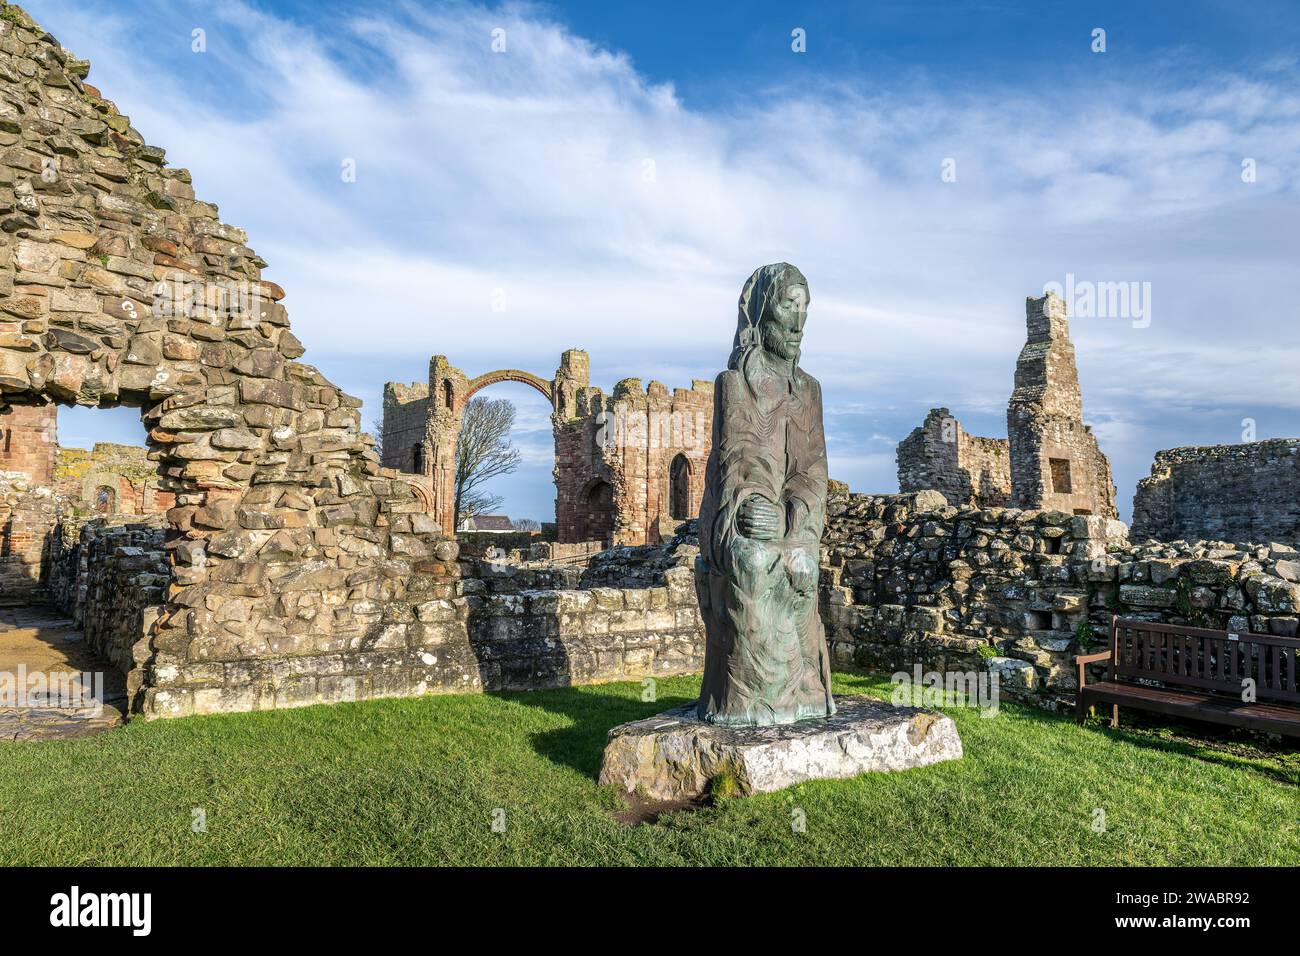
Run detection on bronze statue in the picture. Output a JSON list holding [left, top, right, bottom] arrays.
[[695, 263, 836, 726]]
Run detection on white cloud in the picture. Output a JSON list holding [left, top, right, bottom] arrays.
[[27, 0, 1300, 520]]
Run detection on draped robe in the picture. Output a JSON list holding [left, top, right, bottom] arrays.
[[694, 351, 836, 726]]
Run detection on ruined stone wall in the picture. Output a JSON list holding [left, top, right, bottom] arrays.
[[456, 529, 543, 558], [820, 491, 1300, 708], [461, 562, 704, 688], [45, 514, 166, 695], [0, 399, 53, 482], [591, 377, 711, 545], [389, 348, 713, 546], [898, 293, 1116, 517], [0, 469, 58, 603], [0, 3, 464, 718], [579, 519, 697, 588], [380, 380, 429, 476], [897, 407, 1011, 507], [531, 539, 603, 563], [54, 441, 174, 514], [1131, 440, 1300, 545]]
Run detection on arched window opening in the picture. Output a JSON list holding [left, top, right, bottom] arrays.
[[94, 485, 116, 514], [670, 454, 692, 520], [582, 480, 615, 544]]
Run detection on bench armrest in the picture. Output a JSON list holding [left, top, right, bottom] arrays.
[[1075, 650, 1111, 690]]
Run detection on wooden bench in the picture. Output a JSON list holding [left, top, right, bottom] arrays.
[[1076, 616, 1300, 738]]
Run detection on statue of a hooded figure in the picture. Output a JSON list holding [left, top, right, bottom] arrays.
[[695, 263, 836, 726]]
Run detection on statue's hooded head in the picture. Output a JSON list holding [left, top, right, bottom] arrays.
[[729, 262, 809, 375]]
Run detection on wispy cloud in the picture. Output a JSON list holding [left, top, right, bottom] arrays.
[[29, 0, 1300, 519]]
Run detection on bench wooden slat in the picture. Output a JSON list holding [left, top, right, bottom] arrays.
[[1080, 680, 1300, 738], [1078, 616, 1300, 734]]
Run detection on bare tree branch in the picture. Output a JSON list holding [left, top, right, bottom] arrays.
[[454, 396, 520, 529]]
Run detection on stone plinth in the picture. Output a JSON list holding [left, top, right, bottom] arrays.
[[598, 695, 962, 801]]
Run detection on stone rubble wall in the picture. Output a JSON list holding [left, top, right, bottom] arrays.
[[32, 509, 704, 713], [1131, 439, 1300, 545], [45, 513, 167, 700], [820, 491, 1300, 709], [456, 529, 546, 558], [0, 3, 465, 718], [578, 519, 698, 588], [531, 539, 603, 562], [460, 565, 705, 690], [897, 407, 1011, 508], [54, 440, 175, 514], [0, 469, 58, 602]]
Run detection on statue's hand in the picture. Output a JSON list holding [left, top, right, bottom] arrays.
[[737, 495, 782, 541], [789, 565, 816, 595], [786, 548, 817, 595]]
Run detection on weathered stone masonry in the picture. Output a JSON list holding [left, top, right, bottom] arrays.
[[0, 469, 56, 603], [899, 292, 1117, 519], [462, 557, 704, 688], [1132, 439, 1300, 545], [0, 4, 709, 722], [44, 513, 167, 695], [819, 491, 1300, 708], [897, 408, 1011, 508], [0, 3, 464, 717], [0, 398, 53, 481], [53, 441, 175, 514], [383, 350, 712, 546]]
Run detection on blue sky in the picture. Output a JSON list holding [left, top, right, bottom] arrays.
[[42, 0, 1300, 523]]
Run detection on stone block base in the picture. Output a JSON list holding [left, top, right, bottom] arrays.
[[598, 695, 962, 801]]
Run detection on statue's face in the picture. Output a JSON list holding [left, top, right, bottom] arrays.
[[761, 281, 807, 363]]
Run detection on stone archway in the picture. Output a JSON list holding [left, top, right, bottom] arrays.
[[423, 365, 557, 534], [464, 370, 553, 406], [382, 348, 715, 545]]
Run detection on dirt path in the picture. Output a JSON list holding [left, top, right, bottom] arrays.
[[0, 606, 126, 741]]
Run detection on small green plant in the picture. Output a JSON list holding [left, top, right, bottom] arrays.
[[1075, 616, 1095, 649], [707, 764, 743, 802], [1174, 577, 1210, 627], [977, 643, 999, 661], [96, 253, 109, 267]]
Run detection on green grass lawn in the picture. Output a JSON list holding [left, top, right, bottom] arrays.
[[0, 672, 1295, 866]]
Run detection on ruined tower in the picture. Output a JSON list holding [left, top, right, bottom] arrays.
[[383, 349, 712, 544], [1007, 291, 1117, 517], [897, 291, 1116, 517]]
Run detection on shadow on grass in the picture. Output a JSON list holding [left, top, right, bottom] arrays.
[[487, 683, 696, 778], [840, 665, 1300, 786], [1079, 712, 1300, 787]]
